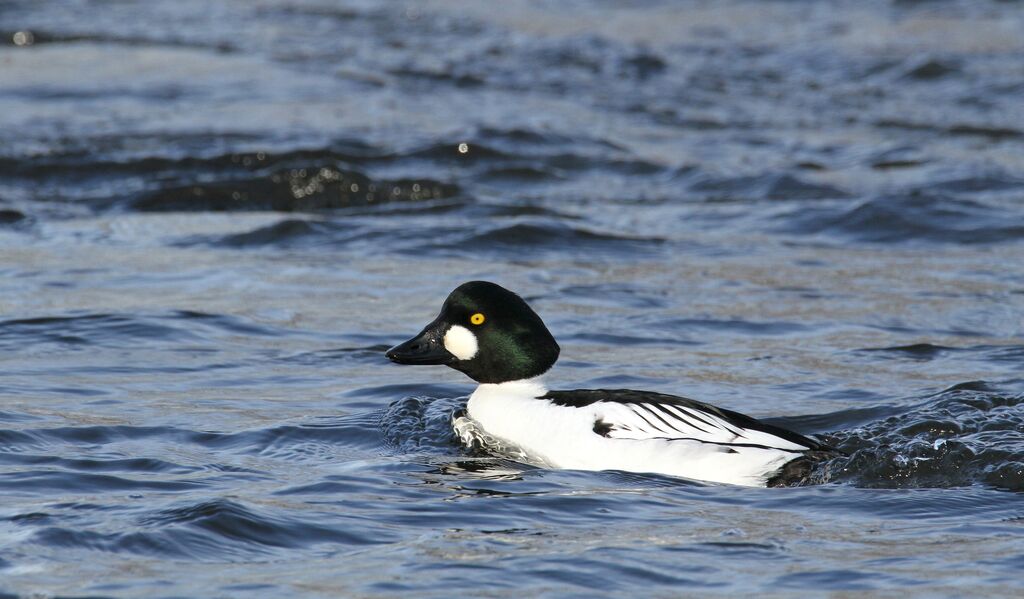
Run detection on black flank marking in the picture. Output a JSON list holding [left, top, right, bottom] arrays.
[[701, 412, 741, 439], [666, 403, 734, 437], [641, 403, 688, 434], [634, 436, 805, 452], [541, 389, 835, 453], [678, 406, 730, 435], [593, 419, 613, 437], [660, 403, 711, 434], [627, 404, 665, 434]]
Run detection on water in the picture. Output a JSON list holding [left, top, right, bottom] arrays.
[[2, 0, 1023, 595]]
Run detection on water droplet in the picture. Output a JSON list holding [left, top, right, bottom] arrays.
[[457, 142, 469, 154], [13, 31, 34, 47]]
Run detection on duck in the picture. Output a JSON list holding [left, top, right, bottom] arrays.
[[385, 281, 836, 487]]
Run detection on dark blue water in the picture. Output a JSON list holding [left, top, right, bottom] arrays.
[[2, 0, 1024, 596]]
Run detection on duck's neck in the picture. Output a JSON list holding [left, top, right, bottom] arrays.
[[471, 376, 548, 400]]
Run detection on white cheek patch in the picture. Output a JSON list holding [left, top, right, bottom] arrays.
[[443, 325, 479, 361]]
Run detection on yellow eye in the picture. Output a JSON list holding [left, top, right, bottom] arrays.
[[470, 313, 485, 325]]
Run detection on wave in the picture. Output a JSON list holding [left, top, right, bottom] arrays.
[[0, 311, 317, 351], [774, 193, 1024, 244], [407, 221, 664, 258], [131, 168, 459, 212], [30, 498, 385, 560], [690, 173, 852, 201], [814, 383, 1024, 491]]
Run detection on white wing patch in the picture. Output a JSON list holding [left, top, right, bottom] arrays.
[[594, 401, 810, 452]]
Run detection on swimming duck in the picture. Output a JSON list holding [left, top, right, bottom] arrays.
[[385, 281, 835, 487]]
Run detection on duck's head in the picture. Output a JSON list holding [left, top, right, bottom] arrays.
[[385, 281, 559, 384]]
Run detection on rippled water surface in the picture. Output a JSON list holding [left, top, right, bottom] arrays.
[[2, 0, 1024, 596]]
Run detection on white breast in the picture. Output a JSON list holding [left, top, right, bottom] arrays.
[[465, 381, 801, 487]]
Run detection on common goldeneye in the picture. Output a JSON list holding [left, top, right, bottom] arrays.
[[385, 281, 836, 487]]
